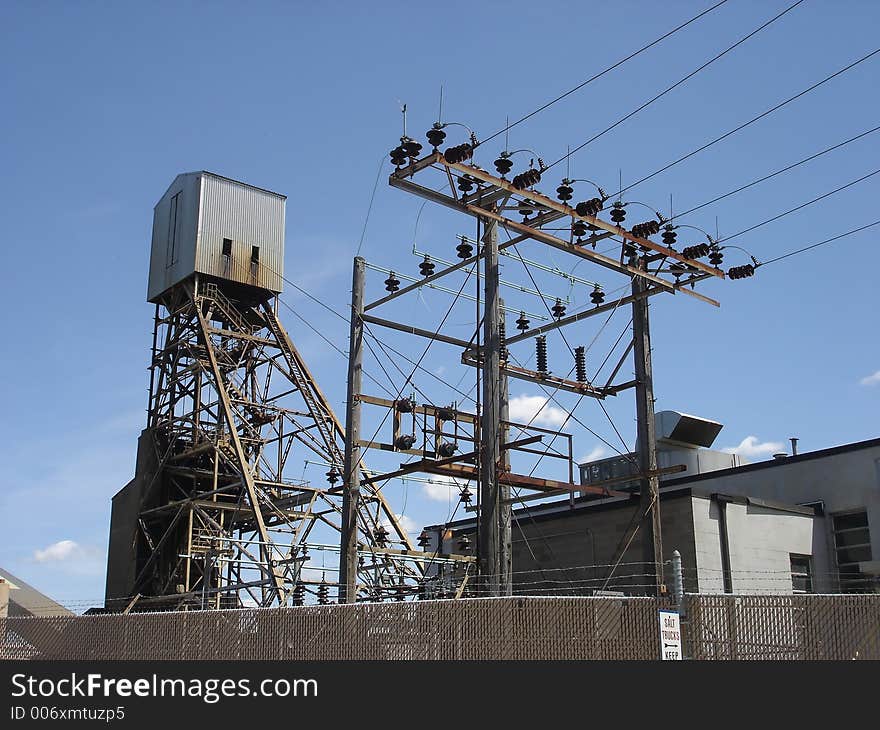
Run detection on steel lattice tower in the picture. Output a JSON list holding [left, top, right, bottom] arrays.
[[105, 172, 437, 610]]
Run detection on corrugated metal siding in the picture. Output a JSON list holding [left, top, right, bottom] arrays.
[[195, 174, 285, 293], [147, 172, 285, 302], [147, 173, 200, 302]]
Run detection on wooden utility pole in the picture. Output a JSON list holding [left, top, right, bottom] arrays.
[[478, 220, 507, 596], [632, 265, 664, 595], [341, 256, 366, 603]]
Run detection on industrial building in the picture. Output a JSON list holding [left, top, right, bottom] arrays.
[[428, 413, 880, 596], [0, 568, 73, 619]]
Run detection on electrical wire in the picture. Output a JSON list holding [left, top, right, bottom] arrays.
[[758, 219, 880, 267], [544, 0, 806, 172], [611, 45, 880, 198], [478, 0, 732, 146], [717, 167, 880, 245], [355, 153, 385, 256], [668, 124, 880, 221]]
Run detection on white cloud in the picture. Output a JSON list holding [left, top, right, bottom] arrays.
[[33, 540, 81, 563], [508, 394, 570, 429], [422, 474, 467, 502], [859, 370, 880, 386], [721, 436, 785, 459], [578, 446, 608, 464], [380, 513, 418, 535]]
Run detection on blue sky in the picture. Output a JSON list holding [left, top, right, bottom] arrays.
[[1, 0, 878, 608]]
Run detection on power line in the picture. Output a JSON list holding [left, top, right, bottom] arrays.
[[545, 0, 806, 172], [612, 45, 880, 198], [759, 219, 880, 267], [717, 167, 880, 245], [478, 0, 732, 147], [356, 153, 385, 256], [670, 124, 880, 221]]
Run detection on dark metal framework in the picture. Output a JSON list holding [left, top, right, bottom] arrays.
[[340, 143, 726, 598], [129, 275, 455, 609]]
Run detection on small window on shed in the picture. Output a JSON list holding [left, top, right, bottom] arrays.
[[222, 238, 232, 257], [251, 245, 260, 264], [790, 554, 813, 594]]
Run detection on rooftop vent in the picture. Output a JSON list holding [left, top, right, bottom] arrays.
[[655, 411, 723, 449]]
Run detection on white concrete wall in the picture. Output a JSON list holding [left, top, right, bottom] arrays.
[[684, 443, 880, 591], [691, 496, 826, 593]]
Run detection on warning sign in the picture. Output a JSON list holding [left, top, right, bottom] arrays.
[[658, 609, 682, 660]]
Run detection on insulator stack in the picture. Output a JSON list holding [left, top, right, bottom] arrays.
[[590, 285, 605, 306], [437, 405, 455, 421], [426, 125, 446, 149], [417, 579, 428, 600], [457, 534, 471, 552], [572, 220, 588, 240], [417, 530, 431, 548], [556, 181, 574, 202], [622, 241, 637, 259], [317, 577, 329, 605], [536, 336, 548, 374], [511, 168, 542, 190], [326, 467, 340, 485], [395, 434, 416, 450], [682, 243, 711, 260], [518, 199, 535, 219], [384, 272, 400, 292], [662, 225, 677, 246], [397, 397, 414, 413], [494, 155, 513, 176], [395, 582, 405, 602], [631, 220, 661, 239], [728, 264, 755, 280], [403, 138, 422, 159], [374, 524, 389, 548], [437, 442, 456, 458], [670, 263, 686, 280], [419, 257, 435, 277], [444, 143, 474, 165], [390, 145, 408, 167], [499, 317, 508, 362], [610, 202, 626, 224], [292, 582, 305, 606], [574, 346, 587, 383], [575, 198, 603, 217], [552, 298, 566, 319], [516, 311, 530, 332], [459, 486, 472, 504], [457, 174, 475, 193], [709, 247, 724, 266], [456, 239, 474, 259]]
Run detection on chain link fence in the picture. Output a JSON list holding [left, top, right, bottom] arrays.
[[684, 594, 880, 660], [2, 595, 878, 660]]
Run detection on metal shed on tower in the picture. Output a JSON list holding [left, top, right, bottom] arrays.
[[147, 171, 286, 302]]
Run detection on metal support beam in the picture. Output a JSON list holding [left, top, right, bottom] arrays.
[[192, 291, 287, 602], [341, 256, 365, 603]]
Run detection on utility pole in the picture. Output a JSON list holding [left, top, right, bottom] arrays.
[[478, 219, 505, 596], [341, 256, 366, 603], [632, 265, 664, 595], [498, 299, 512, 596]]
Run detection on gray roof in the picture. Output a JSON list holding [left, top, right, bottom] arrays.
[[0, 567, 73, 618]]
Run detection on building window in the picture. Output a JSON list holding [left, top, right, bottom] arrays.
[[222, 238, 232, 257], [832, 511, 873, 593], [790, 554, 813, 593]]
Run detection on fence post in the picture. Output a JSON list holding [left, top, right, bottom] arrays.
[[672, 550, 684, 611]]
